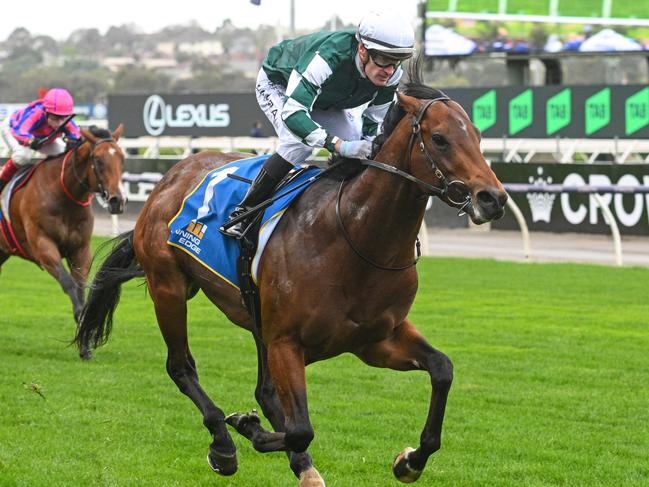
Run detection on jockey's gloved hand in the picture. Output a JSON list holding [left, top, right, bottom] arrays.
[[30, 137, 45, 150], [339, 139, 372, 159]]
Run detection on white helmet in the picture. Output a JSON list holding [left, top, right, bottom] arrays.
[[356, 11, 416, 60]]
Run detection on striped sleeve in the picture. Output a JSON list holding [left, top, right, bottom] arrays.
[[361, 69, 402, 139], [10, 106, 45, 145], [63, 119, 82, 140], [281, 52, 334, 148]]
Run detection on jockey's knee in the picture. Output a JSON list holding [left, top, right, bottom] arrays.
[[276, 143, 311, 167], [263, 153, 294, 179]]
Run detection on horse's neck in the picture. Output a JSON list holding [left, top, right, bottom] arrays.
[[62, 147, 91, 198], [342, 137, 426, 258]]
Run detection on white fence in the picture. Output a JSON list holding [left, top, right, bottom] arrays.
[[503, 184, 649, 266], [3, 133, 649, 164]]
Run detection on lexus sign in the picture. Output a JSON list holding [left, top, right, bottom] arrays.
[[108, 93, 274, 137]]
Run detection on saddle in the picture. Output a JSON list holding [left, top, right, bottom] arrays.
[[0, 161, 45, 258], [234, 166, 312, 333]]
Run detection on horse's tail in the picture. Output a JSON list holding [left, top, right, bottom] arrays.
[[75, 230, 144, 351]]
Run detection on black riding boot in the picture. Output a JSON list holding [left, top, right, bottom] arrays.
[[220, 153, 294, 238]]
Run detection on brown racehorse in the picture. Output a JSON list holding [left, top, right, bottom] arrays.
[[75, 75, 507, 485], [0, 125, 125, 357]]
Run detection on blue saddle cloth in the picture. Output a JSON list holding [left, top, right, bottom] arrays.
[[167, 154, 321, 289]]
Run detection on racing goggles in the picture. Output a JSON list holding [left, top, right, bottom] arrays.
[[46, 112, 69, 121], [369, 51, 403, 70]]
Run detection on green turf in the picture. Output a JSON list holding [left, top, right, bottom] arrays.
[[1, 244, 648, 486]]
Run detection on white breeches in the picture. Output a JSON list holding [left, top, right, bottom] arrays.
[[1, 118, 66, 166], [255, 68, 362, 164]]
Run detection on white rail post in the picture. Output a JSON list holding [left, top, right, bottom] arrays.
[[592, 193, 623, 266], [111, 214, 120, 237], [505, 195, 532, 260]]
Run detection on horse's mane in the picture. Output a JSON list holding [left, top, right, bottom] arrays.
[[375, 55, 447, 152], [86, 125, 112, 140]]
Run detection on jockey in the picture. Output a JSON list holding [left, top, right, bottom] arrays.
[[0, 88, 81, 192], [220, 11, 415, 237]]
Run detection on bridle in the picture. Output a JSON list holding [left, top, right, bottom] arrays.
[[363, 97, 471, 209], [61, 137, 117, 206], [336, 97, 472, 271]]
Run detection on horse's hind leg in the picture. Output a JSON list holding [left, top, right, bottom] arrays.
[[226, 338, 314, 455], [228, 337, 323, 486], [355, 319, 453, 484], [146, 267, 238, 476]]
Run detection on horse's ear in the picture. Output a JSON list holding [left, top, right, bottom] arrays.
[[111, 123, 124, 141], [80, 128, 98, 144], [396, 92, 422, 115]]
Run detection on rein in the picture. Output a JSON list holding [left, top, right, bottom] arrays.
[[335, 97, 471, 271], [60, 138, 115, 206], [335, 178, 421, 271], [61, 151, 93, 206]]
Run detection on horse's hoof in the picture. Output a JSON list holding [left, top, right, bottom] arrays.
[[207, 450, 238, 476], [79, 349, 92, 361], [225, 410, 260, 431], [299, 466, 325, 487], [392, 447, 422, 483]]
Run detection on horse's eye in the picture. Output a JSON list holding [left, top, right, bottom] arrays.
[[431, 134, 448, 148]]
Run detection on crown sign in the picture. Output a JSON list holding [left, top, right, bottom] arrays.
[[526, 167, 557, 223]]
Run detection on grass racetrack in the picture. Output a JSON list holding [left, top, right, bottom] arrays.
[[1, 238, 648, 486]]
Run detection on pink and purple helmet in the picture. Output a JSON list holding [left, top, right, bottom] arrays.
[[42, 88, 75, 116]]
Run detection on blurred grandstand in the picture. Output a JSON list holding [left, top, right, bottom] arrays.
[[424, 0, 649, 56]]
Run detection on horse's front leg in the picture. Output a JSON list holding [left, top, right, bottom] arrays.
[[28, 236, 85, 321], [227, 337, 323, 486], [355, 319, 453, 484], [67, 245, 92, 319], [67, 245, 93, 358]]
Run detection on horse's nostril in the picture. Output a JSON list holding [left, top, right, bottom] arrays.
[[477, 188, 507, 209], [477, 190, 496, 208]]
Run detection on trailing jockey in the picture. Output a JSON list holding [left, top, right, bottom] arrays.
[[0, 88, 81, 193], [220, 10, 415, 237]]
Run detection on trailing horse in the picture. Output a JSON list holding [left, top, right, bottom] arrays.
[[0, 125, 125, 358], [75, 75, 506, 485]]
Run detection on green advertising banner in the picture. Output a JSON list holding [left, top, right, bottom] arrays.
[[546, 88, 571, 135], [441, 85, 649, 139], [509, 89, 533, 136], [585, 88, 611, 136], [472, 89, 496, 133], [625, 87, 649, 136]]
